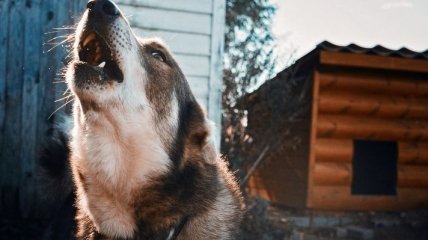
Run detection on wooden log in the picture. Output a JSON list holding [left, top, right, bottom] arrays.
[[318, 90, 428, 119], [315, 138, 428, 164], [398, 166, 428, 188], [315, 138, 353, 162], [307, 71, 321, 206], [313, 162, 352, 186], [320, 51, 428, 74], [399, 142, 428, 164], [317, 114, 428, 141], [309, 186, 428, 210], [319, 72, 428, 97], [248, 176, 271, 201]]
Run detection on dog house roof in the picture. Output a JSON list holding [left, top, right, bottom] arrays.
[[316, 41, 428, 59]]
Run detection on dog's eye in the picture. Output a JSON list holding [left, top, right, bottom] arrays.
[[151, 51, 166, 62]]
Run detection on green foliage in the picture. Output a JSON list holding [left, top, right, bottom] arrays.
[[224, 0, 277, 98], [222, 0, 277, 168]]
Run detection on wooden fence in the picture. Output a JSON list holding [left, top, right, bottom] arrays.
[[0, 0, 85, 218]]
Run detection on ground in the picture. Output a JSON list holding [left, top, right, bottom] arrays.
[[240, 197, 428, 240], [1, 197, 427, 239]]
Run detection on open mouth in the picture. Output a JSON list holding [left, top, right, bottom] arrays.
[[78, 31, 124, 82]]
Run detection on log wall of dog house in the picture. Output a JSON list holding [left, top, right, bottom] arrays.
[[307, 66, 428, 210]]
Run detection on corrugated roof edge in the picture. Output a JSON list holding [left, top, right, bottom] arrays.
[[317, 41, 428, 59], [238, 41, 428, 107]]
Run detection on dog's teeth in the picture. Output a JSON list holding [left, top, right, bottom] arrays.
[[98, 61, 106, 68]]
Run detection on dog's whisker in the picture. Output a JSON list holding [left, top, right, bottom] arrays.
[[63, 88, 71, 95], [48, 98, 74, 119], [44, 29, 74, 35], [46, 34, 73, 43], [53, 26, 76, 30], [46, 38, 71, 52], [45, 37, 74, 46], [55, 94, 73, 102], [65, 50, 74, 60], [44, 30, 64, 35], [52, 80, 66, 84]]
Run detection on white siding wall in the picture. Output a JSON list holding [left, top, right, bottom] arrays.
[[116, 0, 225, 148]]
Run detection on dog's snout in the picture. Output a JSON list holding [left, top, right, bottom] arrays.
[[87, 0, 120, 18], [87, 0, 96, 10], [102, 0, 120, 16]]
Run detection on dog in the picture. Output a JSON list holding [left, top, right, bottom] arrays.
[[60, 0, 243, 239]]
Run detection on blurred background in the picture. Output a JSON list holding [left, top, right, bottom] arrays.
[[0, 0, 427, 239]]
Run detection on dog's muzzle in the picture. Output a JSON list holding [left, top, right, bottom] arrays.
[[76, 0, 124, 83]]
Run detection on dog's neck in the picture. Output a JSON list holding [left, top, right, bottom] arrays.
[[71, 103, 172, 238], [73, 103, 171, 184]]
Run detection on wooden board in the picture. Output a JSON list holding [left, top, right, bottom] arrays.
[[319, 72, 428, 97], [309, 186, 428, 210], [318, 89, 428, 119], [120, 5, 212, 35], [20, 0, 42, 217], [208, 0, 226, 149], [315, 138, 428, 164], [317, 114, 428, 141], [313, 162, 352, 186], [1, 0, 25, 217], [133, 28, 211, 56], [398, 165, 428, 188], [174, 54, 210, 77], [187, 76, 209, 107], [315, 138, 353, 163], [320, 51, 428, 74], [116, 0, 213, 14], [0, 0, 9, 164], [248, 176, 272, 201], [307, 71, 321, 206]]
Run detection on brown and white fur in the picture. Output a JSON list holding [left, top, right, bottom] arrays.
[[64, 0, 243, 239]]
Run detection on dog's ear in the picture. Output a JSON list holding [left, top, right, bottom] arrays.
[[189, 124, 209, 148]]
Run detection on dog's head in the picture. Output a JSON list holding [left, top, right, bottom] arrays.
[[67, 0, 212, 163]]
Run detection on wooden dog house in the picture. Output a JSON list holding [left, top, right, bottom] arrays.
[[243, 41, 428, 210]]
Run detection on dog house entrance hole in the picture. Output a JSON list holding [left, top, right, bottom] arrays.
[[351, 140, 398, 195]]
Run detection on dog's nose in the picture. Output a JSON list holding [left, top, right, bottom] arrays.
[[87, 0, 120, 17]]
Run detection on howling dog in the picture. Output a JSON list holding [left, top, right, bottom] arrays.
[[59, 0, 243, 239]]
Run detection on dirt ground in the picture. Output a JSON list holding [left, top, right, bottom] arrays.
[[1, 197, 427, 240], [239, 197, 428, 240]]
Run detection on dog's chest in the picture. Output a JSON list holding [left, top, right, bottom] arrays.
[[76, 112, 171, 188], [73, 113, 173, 238]]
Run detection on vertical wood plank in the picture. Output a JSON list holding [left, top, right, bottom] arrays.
[[208, 0, 225, 149], [0, 0, 84, 219], [53, 0, 72, 114], [20, 0, 42, 217], [306, 71, 320, 208], [0, 0, 9, 155], [0, 0, 9, 211], [37, 0, 59, 158], [1, 0, 25, 217]]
